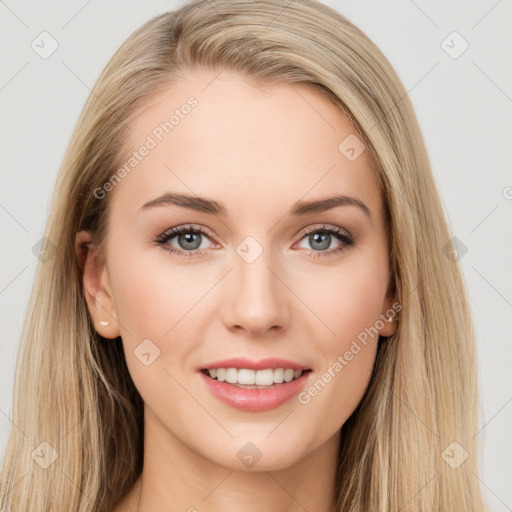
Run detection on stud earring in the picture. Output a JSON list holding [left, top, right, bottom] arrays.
[[99, 321, 110, 326]]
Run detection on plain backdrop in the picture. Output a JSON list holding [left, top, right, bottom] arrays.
[[1, 0, 511, 509]]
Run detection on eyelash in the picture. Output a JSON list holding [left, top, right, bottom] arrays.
[[155, 223, 355, 259]]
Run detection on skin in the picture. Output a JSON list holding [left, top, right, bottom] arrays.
[[75, 69, 397, 512]]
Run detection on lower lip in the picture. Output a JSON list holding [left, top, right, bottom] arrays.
[[200, 371, 310, 412]]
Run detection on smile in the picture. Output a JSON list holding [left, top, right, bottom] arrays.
[[198, 357, 313, 411]]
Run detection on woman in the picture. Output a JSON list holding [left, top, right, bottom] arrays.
[[0, 0, 488, 510]]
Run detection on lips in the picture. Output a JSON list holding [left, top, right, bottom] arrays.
[[198, 357, 312, 412]]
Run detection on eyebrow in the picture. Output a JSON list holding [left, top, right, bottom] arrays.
[[139, 192, 373, 222]]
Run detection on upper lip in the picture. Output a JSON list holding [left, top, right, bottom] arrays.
[[200, 357, 311, 371]]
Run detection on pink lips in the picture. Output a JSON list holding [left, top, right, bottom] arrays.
[[199, 357, 312, 412]]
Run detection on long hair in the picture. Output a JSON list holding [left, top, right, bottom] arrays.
[[0, 0, 487, 510]]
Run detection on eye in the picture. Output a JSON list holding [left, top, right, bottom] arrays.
[[294, 224, 355, 258], [155, 223, 355, 259], [155, 224, 216, 258]]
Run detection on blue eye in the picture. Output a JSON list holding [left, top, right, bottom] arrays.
[[156, 224, 213, 259], [155, 224, 355, 259], [295, 224, 355, 258]]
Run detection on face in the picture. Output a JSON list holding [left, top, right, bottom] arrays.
[[77, 69, 397, 472]]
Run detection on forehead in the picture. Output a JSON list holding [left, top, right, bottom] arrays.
[[109, 69, 383, 223]]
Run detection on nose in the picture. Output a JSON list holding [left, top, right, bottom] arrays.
[[220, 244, 290, 337]]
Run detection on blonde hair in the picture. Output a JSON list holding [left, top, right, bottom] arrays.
[[0, 0, 488, 510]]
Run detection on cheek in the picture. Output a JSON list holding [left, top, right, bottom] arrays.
[[106, 247, 195, 408], [294, 253, 386, 421], [298, 284, 380, 435], [106, 245, 215, 383], [300, 341, 377, 440], [300, 251, 388, 349], [108, 244, 207, 338]]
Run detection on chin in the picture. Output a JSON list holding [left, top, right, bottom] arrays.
[[200, 436, 307, 472]]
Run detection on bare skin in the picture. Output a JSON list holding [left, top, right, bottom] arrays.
[[75, 69, 397, 512]]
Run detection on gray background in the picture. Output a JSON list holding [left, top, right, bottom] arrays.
[[1, 0, 511, 509]]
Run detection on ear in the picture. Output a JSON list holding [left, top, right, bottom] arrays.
[[378, 288, 399, 338], [75, 230, 120, 339]]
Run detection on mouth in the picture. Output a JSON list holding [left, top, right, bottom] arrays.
[[199, 366, 313, 412]]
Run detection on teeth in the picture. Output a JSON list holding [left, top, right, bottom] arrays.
[[273, 368, 284, 384], [255, 369, 273, 385], [226, 368, 238, 384], [284, 369, 294, 382], [206, 367, 304, 386]]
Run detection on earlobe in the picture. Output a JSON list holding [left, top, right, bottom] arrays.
[[75, 230, 121, 339], [379, 292, 400, 337], [378, 314, 398, 338]]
